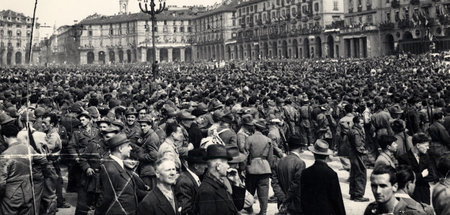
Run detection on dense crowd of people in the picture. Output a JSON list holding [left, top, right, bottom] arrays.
[[0, 53, 449, 215]]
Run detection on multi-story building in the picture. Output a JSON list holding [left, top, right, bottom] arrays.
[[0, 10, 40, 66], [234, 0, 344, 60], [341, 0, 450, 57], [77, 6, 197, 65], [191, 1, 238, 61]]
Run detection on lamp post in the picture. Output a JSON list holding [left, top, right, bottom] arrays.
[[139, 0, 166, 78]]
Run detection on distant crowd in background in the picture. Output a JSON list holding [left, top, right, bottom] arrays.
[[0, 52, 449, 215]]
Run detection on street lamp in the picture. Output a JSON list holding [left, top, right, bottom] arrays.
[[139, 0, 166, 78]]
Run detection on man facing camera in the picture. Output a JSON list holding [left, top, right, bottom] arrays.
[[138, 158, 180, 215]]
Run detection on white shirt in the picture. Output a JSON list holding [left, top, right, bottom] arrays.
[[110, 154, 124, 169], [186, 168, 201, 187]]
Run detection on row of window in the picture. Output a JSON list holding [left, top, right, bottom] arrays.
[[0, 41, 23, 48], [0, 29, 31, 37], [0, 23, 32, 28], [0, 16, 31, 22]]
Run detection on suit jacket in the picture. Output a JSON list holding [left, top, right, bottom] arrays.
[[271, 152, 305, 213], [195, 174, 245, 215], [175, 171, 199, 215], [137, 186, 180, 215], [301, 160, 346, 215], [398, 151, 437, 187], [96, 157, 148, 215]]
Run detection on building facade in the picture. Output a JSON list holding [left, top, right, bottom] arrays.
[[76, 8, 197, 65], [0, 10, 40, 66]]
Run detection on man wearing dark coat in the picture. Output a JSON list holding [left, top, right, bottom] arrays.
[[301, 139, 346, 215], [348, 116, 369, 202], [175, 149, 207, 215], [0, 123, 33, 215], [138, 158, 180, 215], [137, 116, 160, 189], [398, 133, 438, 205], [271, 135, 306, 214], [195, 144, 246, 215], [96, 133, 148, 215]]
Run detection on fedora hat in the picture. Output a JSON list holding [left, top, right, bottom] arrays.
[[204, 144, 232, 161], [78, 111, 91, 119], [0, 113, 15, 125], [138, 116, 153, 124], [209, 99, 224, 111], [308, 139, 333, 155], [97, 117, 111, 125], [178, 111, 196, 120], [107, 133, 130, 150], [184, 148, 207, 164], [287, 135, 303, 150], [125, 107, 138, 116]]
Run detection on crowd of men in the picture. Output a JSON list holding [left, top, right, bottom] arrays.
[[0, 52, 449, 215]]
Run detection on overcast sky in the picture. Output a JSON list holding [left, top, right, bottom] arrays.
[[2, 0, 222, 27]]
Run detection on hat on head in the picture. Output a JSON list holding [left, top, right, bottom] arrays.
[[107, 133, 130, 150], [241, 114, 254, 126], [266, 114, 282, 124], [138, 116, 153, 124], [97, 117, 111, 125], [209, 99, 224, 111], [102, 126, 120, 134], [184, 148, 207, 164], [287, 135, 303, 150], [388, 105, 404, 114], [34, 107, 46, 118], [253, 119, 267, 130], [204, 144, 232, 161], [192, 103, 209, 117], [125, 107, 138, 116], [0, 113, 15, 125], [111, 119, 125, 130], [220, 113, 234, 124], [226, 145, 247, 164], [71, 102, 84, 114], [164, 107, 179, 117], [78, 111, 91, 119], [308, 139, 333, 155], [86, 106, 100, 119], [178, 111, 196, 120]]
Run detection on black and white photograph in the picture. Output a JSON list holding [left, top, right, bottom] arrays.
[[0, 0, 450, 214]]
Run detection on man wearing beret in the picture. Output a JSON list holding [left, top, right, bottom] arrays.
[[96, 133, 148, 215], [271, 135, 306, 215], [195, 145, 246, 215]]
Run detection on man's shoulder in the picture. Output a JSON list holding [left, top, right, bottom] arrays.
[[363, 202, 379, 215]]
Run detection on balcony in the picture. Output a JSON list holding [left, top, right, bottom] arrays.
[[325, 20, 345, 29], [379, 22, 395, 30], [340, 24, 378, 34]]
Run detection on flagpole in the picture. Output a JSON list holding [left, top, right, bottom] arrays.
[[27, 0, 38, 64], [26, 1, 38, 213]]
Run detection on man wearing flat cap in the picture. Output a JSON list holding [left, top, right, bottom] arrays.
[[178, 111, 203, 149], [195, 144, 246, 215], [96, 133, 148, 215], [175, 149, 208, 215], [137, 116, 161, 189], [271, 135, 306, 215], [301, 139, 346, 215]]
